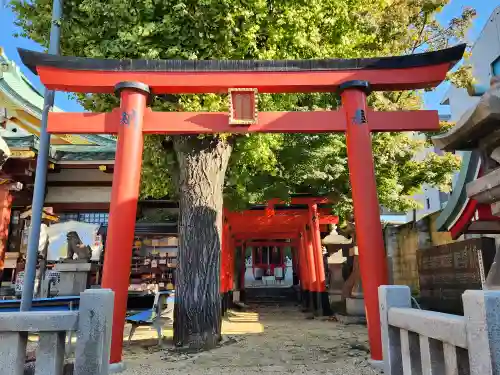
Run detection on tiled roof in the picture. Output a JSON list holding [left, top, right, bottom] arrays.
[[0, 47, 116, 161]]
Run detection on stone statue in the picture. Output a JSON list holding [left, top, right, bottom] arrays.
[[66, 231, 92, 261]]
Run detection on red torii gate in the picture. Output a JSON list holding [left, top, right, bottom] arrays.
[[224, 198, 339, 315], [18, 44, 465, 365]]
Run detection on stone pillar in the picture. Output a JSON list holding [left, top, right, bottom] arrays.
[[416, 217, 432, 250], [384, 225, 399, 285]]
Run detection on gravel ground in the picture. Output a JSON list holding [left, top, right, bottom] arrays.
[[121, 305, 382, 375]]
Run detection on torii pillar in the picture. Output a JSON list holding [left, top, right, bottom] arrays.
[[100, 82, 150, 367], [340, 80, 388, 361]]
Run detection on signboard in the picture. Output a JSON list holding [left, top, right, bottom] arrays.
[[229, 88, 258, 125], [417, 237, 496, 314]]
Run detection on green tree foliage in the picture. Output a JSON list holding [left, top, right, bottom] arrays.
[[12, 0, 473, 216]]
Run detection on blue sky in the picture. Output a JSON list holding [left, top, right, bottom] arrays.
[[0, 1, 498, 113]]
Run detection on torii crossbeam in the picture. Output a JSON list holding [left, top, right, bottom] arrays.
[[18, 44, 465, 367]]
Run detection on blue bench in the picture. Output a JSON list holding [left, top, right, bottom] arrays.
[[126, 290, 175, 345]]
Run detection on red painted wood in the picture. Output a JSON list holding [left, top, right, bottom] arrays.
[[100, 88, 148, 364], [319, 215, 339, 225], [291, 246, 297, 279], [221, 223, 229, 293], [233, 232, 299, 240], [304, 227, 317, 292], [37, 63, 451, 94], [342, 88, 388, 361], [47, 109, 439, 134], [229, 209, 324, 218], [238, 241, 292, 247], [229, 235, 235, 292], [298, 233, 309, 291], [220, 226, 225, 293], [240, 243, 246, 293], [0, 187, 12, 271], [309, 204, 326, 293]]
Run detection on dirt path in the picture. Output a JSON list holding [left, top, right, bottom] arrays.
[[122, 305, 381, 375]]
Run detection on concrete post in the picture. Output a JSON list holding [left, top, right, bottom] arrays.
[[463, 290, 500, 375], [0, 332, 27, 375], [378, 285, 411, 374], [21, 0, 63, 311], [35, 332, 66, 375], [74, 289, 114, 375], [384, 226, 399, 285]]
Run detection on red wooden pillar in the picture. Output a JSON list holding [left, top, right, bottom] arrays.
[[340, 80, 388, 361], [101, 82, 150, 366], [304, 226, 317, 293], [291, 240, 298, 285], [298, 233, 309, 291], [309, 203, 329, 315], [309, 204, 326, 293], [0, 187, 12, 272], [220, 223, 228, 294], [240, 241, 246, 300], [229, 234, 235, 292]]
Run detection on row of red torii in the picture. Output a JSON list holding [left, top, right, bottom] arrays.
[[18, 44, 465, 365], [221, 198, 340, 312]]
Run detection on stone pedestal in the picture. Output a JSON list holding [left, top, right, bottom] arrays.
[[233, 290, 240, 302], [50, 262, 91, 296], [327, 251, 346, 303], [345, 297, 365, 316], [346, 270, 365, 316]]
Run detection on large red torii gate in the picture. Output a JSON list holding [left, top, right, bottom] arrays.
[[18, 44, 465, 366]]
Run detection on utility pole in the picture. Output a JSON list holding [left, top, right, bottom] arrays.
[[20, 0, 63, 311]]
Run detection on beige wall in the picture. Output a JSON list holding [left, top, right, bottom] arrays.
[[47, 169, 113, 182], [392, 225, 419, 290], [429, 213, 454, 246], [46, 186, 112, 203]]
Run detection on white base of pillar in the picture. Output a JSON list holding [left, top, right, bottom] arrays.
[[233, 290, 240, 302], [109, 361, 127, 373], [368, 359, 384, 372]]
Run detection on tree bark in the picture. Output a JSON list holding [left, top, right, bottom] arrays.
[[341, 255, 360, 301], [172, 135, 233, 350]]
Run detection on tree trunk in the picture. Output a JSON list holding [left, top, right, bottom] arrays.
[[341, 255, 360, 301], [172, 135, 233, 350]]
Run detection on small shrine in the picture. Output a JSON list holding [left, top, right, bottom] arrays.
[[433, 74, 500, 290]]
